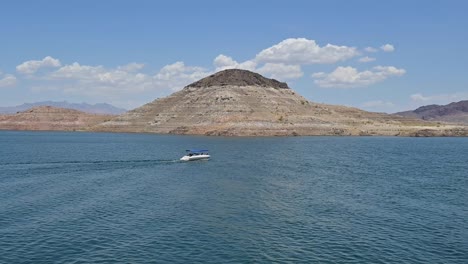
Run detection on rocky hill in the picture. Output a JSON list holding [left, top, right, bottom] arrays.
[[0, 106, 115, 131], [93, 69, 467, 136], [186, 69, 289, 89], [395, 100, 468, 124], [0, 101, 126, 115]]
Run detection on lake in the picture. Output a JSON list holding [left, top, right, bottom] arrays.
[[0, 131, 467, 263]]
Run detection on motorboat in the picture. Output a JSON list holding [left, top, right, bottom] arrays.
[[180, 149, 210, 161]]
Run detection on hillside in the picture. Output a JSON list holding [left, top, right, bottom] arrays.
[[0, 106, 115, 131], [93, 69, 467, 136], [395, 100, 468, 124], [0, 101, 126, 115]]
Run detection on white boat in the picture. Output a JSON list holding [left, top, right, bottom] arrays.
[[180, 149, 210, 161]]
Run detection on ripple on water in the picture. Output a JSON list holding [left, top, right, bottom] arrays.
[[0, 133, 467, 263]]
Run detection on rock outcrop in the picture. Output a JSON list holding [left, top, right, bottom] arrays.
[[0, 106, 115, 131], [93, 69, 468, 136], [186, 69, 289, 89]]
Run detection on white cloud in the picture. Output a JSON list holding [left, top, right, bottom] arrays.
[[154, 61, 212, 91], [48, 62, 155, 93], [0, 73, 17, 88], [27, 61, 206, 109], [374, 65, 405, 75], [257, 63, 303, 80], [23, 59, 211, 100], [47, 61, 210, 107], [16, 56, 61, 74], [213, 54, 302, 81], [410, 93, 430, 102], [410, 92, 468, 105], [255, 38, 359, 65], [213, 54, 257, 71], [34, 62, 154, 97], [358, 56, 376, 63], [312, 66, 406, 88], [12, 36, 404, 108], [213, 54, 237, 70], [49, 62, 104, 80], [380, 44, 395, 52], [117, 63, 145, 72], [364, 47, 378, 53]]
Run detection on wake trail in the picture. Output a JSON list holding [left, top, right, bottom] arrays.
[[0, 159, 182, 166]]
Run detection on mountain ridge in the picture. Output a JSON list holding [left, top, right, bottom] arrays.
[[0, 101, 127, 115], [395, 100, 468, 124]]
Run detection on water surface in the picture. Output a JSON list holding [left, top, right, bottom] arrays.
[[0, 131, 467, 263]]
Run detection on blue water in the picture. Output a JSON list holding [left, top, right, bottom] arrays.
[[0, 131, 467, 263]]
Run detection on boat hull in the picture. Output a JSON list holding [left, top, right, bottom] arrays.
[[180, 154, 210, 161]]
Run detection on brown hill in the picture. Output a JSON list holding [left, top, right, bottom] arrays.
[[93, 69, 468, 136], [0, 106, 115, 131], [0, 101, 126, 115], [395, 100, 468, 124]]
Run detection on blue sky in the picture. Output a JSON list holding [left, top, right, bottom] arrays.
[[1, 0, 467, 112]]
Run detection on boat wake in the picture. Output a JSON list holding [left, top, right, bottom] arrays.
[[0, 159, 182, 167]]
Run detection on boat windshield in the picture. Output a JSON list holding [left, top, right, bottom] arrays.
[[186, 149, 209, 155]]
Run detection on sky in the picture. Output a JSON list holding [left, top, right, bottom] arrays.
[[1, 0, 467, 113]]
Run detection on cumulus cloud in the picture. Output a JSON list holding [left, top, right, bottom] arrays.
[[312, 66, 406, 88], [364, 47, 378, 53], [38, 62, 153, 97], [358, 56, 376, 63], [117, 63, 145, 72], [380, 44, 395, 52], [22, 58, 212, 98], [213, 54, 237, 70], [213, 54, 257, 71], [49, 63, 104, 80], [154, 61, 212, 91], [0, 73, 17, 88], [255, 38, 359, 65], [410, 92, 468, 105], [16, 56, 61, 74], [49, 61, 209, 93], [26, 60, 213, 108], [257, 63, 303, 80], [14, 37, 405, 107], [213, 54, 302, 80]]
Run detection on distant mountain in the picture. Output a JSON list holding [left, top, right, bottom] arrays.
[[395, 100, 468, 124], [0, 106, 115, 131], [0, 101, 127, 115]]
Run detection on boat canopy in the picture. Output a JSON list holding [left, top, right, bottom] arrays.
[[186, 149, 209, 153]]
